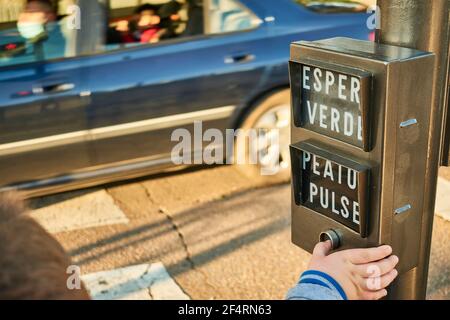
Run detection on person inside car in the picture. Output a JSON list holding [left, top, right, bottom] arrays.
[[17, 0, 56, 41], [133, 1, 184, 44], [111, 19, 136, 44], [16, 0, 66, 59], [157, 1, 183, 41], [109, 4, 162, 44], [135, 3, 165, 44]]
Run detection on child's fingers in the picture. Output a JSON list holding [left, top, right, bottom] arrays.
[[378, 269, 398, 288], [361, 289, 388, 300], [358, 268, 399, 292], [353, 255, 399, 277], [312, 240, 332, 257], [346, 245, 393, 264]]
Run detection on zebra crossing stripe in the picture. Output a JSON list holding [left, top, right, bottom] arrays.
[[31, 189, 129, 233], [82, 262, 190, 300]]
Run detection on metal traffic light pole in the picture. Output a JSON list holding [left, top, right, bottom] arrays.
[[376, 0, 450, 299]]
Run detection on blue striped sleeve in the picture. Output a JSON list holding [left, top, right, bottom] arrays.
[[286, 270, 348, 300]]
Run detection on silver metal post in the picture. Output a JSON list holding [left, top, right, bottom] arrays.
[[377, 0, 450, 299]]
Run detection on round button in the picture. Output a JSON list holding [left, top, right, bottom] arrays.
[[319, 229, 341, 250]]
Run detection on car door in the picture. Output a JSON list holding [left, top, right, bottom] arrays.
[[0, 0, 95, 194], [85, 0, 269, 170]]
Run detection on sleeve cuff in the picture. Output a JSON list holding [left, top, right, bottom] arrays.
[[300, 270, 348, 300]]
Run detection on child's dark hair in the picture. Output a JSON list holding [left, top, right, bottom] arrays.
[[134, 3, 159, 14], [26, 0, 56, 13], [0, 192, 90, 300]]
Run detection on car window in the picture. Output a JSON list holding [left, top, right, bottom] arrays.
[[0, 0, 78, 68], [0, 0, 260, 64], [100, 0, 261, 52], [204, 0, 261, 35], [294, 0, 371, 13], [103, 0, 203, 51]]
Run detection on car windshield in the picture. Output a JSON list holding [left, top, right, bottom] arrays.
[[294, 0, 371, 13]]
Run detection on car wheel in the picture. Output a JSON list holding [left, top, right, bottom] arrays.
[[236, 89, 291, 183]]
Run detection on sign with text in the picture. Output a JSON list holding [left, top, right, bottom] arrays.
[[290, 61, 372, 150], [290, 142, 369, 236]]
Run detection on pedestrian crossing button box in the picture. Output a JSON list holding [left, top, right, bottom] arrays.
[[289, 38, 435, 274]]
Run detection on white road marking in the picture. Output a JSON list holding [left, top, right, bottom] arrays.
[[82, 262, 190, 300], [31, 190, 129, 233], [435, 177, 450, 222]]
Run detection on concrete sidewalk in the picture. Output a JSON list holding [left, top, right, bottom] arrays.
[[31, 165, 450, 299]]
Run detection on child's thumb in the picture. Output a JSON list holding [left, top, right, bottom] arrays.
[[313, 240, 332, 257]]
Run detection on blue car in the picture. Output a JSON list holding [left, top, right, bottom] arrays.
[[0, 0, 371, 196]]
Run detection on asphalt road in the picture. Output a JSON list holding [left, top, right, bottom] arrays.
[[29, 165, 450, 300]]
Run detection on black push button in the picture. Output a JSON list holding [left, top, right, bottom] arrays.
[[319, 229, 341, 250]]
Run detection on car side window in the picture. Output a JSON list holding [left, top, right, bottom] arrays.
[[204, 0, 261, 35], [104, 0, 204, 51], [0, 0, 261, 65], [0, 0, 77, 68], [101, 0, 260, 52]]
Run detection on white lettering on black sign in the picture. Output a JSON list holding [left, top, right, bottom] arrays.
[[291, 63, 371, 150], [302, 151, 360, 228], [290, 142, 369, 235]]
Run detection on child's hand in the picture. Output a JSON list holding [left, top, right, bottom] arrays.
[[307, 241, 399, 300]]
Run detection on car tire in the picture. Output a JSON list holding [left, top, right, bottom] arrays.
[[235, 89, 291, 184]]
